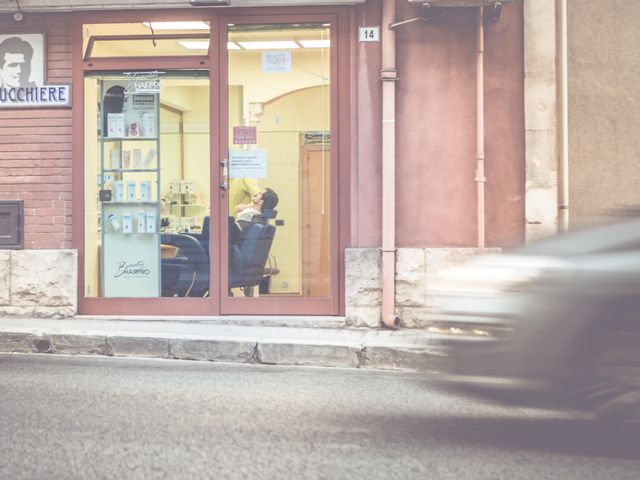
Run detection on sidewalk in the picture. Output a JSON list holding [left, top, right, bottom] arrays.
[[0, 316, 453, 373]]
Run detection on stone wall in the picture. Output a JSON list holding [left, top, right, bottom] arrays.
[[0, 250, 77, 317], [524, 0, 558, 241], [345, 247, 500, 328]]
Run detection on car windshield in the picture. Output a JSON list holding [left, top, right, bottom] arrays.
[[510, 216, 640, 256]]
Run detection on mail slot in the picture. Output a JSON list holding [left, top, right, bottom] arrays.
[[0, 200, 24, 249]]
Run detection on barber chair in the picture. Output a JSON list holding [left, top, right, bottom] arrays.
[[229, 210, 277, 297], [188, 216, 210, 255], [160, 233, 209, 297]]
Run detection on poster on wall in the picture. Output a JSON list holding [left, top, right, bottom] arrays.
[[102, 79, 158, 139], [0, 33, 71, 108], [233, 126, 257, 145], [262, 51, 292, 73], [102, 204, 160, 297]]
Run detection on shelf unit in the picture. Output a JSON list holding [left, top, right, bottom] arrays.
[[98, 79, 161, 298]]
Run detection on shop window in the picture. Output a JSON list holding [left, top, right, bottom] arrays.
[[83, 22, 211, 59], [84, 70, 210, 298]]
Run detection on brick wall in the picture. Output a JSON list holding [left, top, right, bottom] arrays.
[[0, 16, 73, 249]]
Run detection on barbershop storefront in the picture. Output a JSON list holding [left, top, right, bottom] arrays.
[[0, 1, 526, 326]]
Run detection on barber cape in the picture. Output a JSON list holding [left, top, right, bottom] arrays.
[[236, 207, 261, 228]]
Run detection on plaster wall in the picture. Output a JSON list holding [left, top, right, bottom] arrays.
[[352, 1, 525, 249], [568, 1, 640, 226]]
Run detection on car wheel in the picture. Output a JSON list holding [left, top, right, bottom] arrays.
[[576, 324, 640, 422]]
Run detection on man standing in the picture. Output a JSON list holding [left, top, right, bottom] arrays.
[[0, 36, 36, 88]]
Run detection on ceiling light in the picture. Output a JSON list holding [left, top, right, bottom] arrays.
[[178, 41, 242, 50], [237, 41, 299, 50], [178, 41, 210, 50], [143, 21, 210, 30], [298, 39, 330, 49]]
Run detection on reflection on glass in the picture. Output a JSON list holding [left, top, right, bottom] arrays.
[[227, 23, 331, 298], [83, 71, 210, 298]]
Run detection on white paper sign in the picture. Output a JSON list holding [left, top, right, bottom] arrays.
[[229, 149, 267, 178], [262, 51, 291, 73]]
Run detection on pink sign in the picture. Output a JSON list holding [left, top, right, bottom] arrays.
[[233, 126, 257, 145]]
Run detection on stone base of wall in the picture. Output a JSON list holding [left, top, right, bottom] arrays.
[[0, 250, 77, 318], [345, 247, 500, 329], [2, 247, 495, 324]]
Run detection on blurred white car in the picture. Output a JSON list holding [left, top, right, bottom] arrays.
[[433, 214, 640, 421]]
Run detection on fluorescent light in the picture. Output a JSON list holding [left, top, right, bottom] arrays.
[[178, 41, 241, 50], [178, 41, 210, 50], [144, 21, 210, 30], [237, 40, 299, 50], [298, 39, 330, 48]]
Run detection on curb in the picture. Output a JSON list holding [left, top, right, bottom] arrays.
[[0, 330, 451, 373]]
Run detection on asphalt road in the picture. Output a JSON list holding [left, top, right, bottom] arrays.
[[1, 354, 639, 480]]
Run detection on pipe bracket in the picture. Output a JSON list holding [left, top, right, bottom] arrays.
[[381, 68, 399, 82]]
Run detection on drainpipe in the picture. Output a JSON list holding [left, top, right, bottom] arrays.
[[558, 0, 569, 231], [475, 7, 486, 248], [381, 0, 400, 329]]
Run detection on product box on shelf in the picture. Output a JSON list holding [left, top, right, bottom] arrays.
[[113, 181, 125, 202], [139, 181, 151, 202], [127, 181, 137, 202]]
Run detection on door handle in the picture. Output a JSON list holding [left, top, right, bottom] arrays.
[[220, 159, 228, 190]]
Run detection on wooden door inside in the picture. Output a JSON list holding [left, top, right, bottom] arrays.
[[301, 144, 331, 298]]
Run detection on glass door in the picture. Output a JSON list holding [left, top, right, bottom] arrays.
[[221, 21, 338, 314]]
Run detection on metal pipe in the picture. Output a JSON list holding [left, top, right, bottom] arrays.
[[558, 0, 569, 231], [381, 0, 400, 329], [475, 7, 486, 248]]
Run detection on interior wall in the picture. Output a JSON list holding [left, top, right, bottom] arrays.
[[159, 107, 182, 203], [160, 84, 210, 231], [228, 49, 330, 124], [182, 86, 211, 227], [256, 86, 330, 294]]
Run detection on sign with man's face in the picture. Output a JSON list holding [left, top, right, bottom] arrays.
[[0, 33, 70, 108], [0, 33, 44, 88]]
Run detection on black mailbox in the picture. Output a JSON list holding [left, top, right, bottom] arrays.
[[0, 200, 24, 249]]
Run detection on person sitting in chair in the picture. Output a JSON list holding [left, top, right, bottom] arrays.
[[235, 187, 279, 231]]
